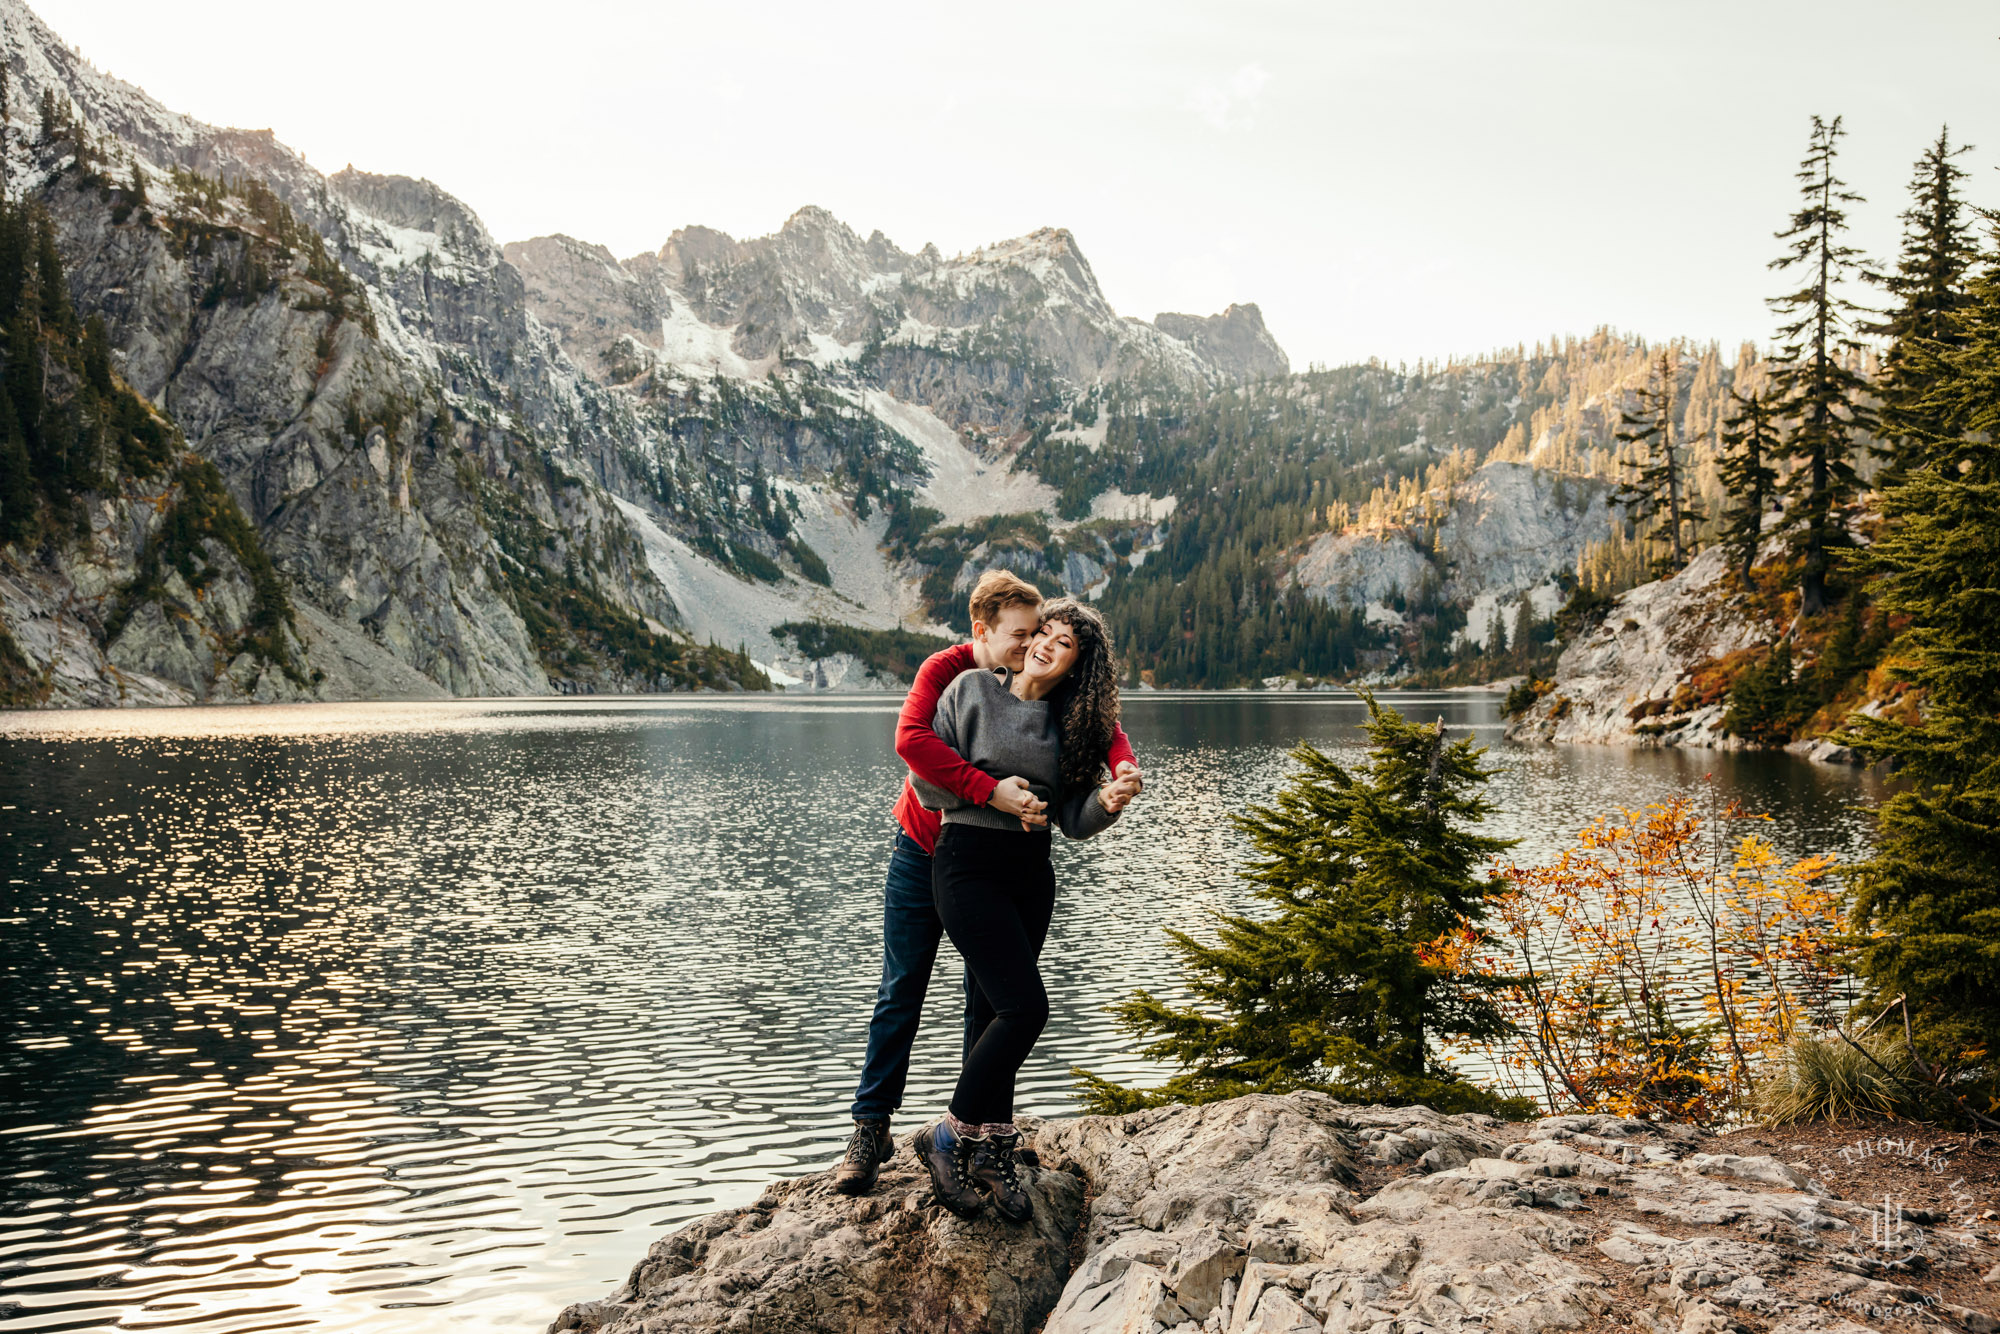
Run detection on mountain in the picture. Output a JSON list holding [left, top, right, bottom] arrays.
[[0, 0, 1301, 705], [0, 0, 795, 703], [0, 0, 1765, 705], [507, 210, 1289, 433]]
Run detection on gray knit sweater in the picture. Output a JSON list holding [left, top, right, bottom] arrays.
[[910, 667, 1120, 839]]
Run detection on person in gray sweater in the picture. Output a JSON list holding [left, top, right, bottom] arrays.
[[907, 598, 1141, 1223]]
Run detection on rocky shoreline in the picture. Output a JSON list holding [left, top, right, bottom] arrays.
[[547, 1093, 1999, 1334]]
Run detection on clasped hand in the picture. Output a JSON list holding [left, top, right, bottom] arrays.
[[989, 762, 1143, 831], [988, 774, 1049, 830], [1098, 761, 1143, 815]]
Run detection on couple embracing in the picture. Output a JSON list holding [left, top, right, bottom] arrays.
[[831, 571, 1144, 1222]]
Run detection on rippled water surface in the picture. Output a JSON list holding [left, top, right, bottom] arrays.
[[0, 693, 1883, 1333]]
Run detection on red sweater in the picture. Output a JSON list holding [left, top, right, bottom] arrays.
[[892, 643, 1137, 854]]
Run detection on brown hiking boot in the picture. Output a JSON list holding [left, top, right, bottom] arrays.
[[831, 1119, 893, 1196], [969, 1130, 1034, 1222], [913, 1122, 986, 1218]]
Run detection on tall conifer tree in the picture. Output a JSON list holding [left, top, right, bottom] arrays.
[[1766, 115, 1876, 616], [1840, 225, 2000, 1088], [1075, 698, 1526, 1116], [0, 62, 10, 198], [1614, 348, 1698, 575], [1871, 128, 1978, 482], [1717, 388, 1782, 586]]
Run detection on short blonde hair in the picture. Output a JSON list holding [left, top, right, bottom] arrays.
[[967, 569, 1042, 629]]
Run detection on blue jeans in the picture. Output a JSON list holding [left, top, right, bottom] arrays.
[[850, 832, 982, 1121]]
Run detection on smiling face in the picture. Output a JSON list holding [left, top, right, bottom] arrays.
[[972, 603, 1041, 672], [1021, 617, 1080, 685]]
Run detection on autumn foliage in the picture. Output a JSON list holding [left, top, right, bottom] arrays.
[[1425, 792, 1847, 1125]]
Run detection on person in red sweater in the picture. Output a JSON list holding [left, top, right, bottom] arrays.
[[832, 571, 1140, 1195]]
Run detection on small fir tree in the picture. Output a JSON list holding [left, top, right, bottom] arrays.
[[1717, 388, 1782, 586], [1808, 593, 1873, 705], [1075, 696, 1530, 1117], [1722, 640, 1802, 747], [1870, 127, 1979, 482], [1765, 115, 1877, 616], [1838, 224, 2000, 1090]]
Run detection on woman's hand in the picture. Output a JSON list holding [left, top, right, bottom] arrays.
[[989, 775, 1050, 831], [1098, 761, 1144, 815]]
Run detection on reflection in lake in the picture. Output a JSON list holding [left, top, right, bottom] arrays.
[[0, 693, 1880, 1332]]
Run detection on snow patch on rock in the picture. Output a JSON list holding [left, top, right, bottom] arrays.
[[1087, 489, 1177, 524], [1458, 582, 1564, 652], [656, 301, 773, 380], [614, 496, 940, 673], [853, 390, 1058, 524]]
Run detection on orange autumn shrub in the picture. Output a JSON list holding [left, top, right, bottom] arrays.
[[1423, 790, 1847, 1125]]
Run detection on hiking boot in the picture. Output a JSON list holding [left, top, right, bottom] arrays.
[[913, 1122, 986, 1219], [831, 1118, 893, 1196], [969, 1130, 1034, 1223]]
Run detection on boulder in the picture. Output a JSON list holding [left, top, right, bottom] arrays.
[[554, 1093, 1999, 1334], [548, 1144, 1083, 1334]]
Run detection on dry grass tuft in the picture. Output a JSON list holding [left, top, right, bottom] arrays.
[[1755, 1033, 1918, 1124]]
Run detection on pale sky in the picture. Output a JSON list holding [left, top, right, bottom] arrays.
[[31, 0, 2000, 367]]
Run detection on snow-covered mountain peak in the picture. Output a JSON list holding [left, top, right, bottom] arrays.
[[508, 201, 1290, 447], [936, 225, 1106, 312]]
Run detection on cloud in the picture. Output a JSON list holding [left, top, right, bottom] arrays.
[[1188, 63, 1271, 130]]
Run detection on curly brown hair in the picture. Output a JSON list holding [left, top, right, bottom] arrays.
[[1036, 597, 1121, 794]]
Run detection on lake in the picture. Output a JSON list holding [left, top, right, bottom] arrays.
[[0, 692, 1883, 1334]]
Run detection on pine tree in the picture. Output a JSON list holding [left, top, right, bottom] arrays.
[[1075, 696, 1529, 1116], [1717, 388, 1781, 586], [1838, 225, 2000, 1089], [1871, 128, 1978, 482], [1511, 594, 1535, 670], [1809, 592, 1871, 705], [1766, 115, 1877, 616], [1722, 640, 1801, 747], [0, 391, 29, 543], [1614, 348, 1699, 575]]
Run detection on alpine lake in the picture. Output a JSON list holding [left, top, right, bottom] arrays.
[[0, 692, 1884, 1334]]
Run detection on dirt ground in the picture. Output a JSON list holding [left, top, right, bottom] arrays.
[[1713, 1120, 2000, 1323]]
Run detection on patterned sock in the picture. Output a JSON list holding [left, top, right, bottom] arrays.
[[940, 1111, 977, 1146], [979, 1121, 1017, 1137]]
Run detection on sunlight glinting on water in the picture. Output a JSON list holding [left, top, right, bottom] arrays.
[[0, 694, 1881, 1333]]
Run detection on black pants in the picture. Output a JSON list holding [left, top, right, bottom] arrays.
[[932, 823, 1056, 1126]]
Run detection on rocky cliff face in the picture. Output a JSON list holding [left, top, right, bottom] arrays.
[[551, 1092, 1999, 1334], [1506, 544, 1769, 750], [1502, 532, 1898, 764], [0, 0, 772, 704], [1155, 304, 1290, 381], [1290, 462, 1612, 637]]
